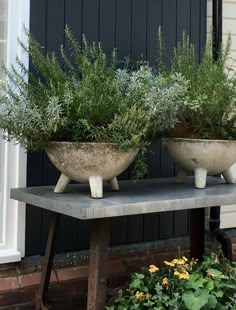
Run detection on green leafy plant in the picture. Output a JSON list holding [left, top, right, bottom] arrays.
[[107, 252, 236, 309], [0, 27, 150, 150], [158, 31, 236, 140], [0, 27, 154, 177]]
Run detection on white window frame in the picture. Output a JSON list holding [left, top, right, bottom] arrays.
[[0, 0, 29, 263]]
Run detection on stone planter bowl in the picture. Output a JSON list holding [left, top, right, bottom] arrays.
[[45, 142, 138, 198], [164, 138, 236, 189]]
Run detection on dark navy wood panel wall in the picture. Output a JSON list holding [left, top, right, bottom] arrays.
[[26, 0, 207, 256]]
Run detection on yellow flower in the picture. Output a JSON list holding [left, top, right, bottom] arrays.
[[191, 258, 198, 264], [162, 277, 169, 286], [179, 272, 190, 279], [189, 258, 198, 269], [174, 270, 190, 279], [149, 264, 159, 273], [164, 257, 187, 267], [174, 258, 185, 265], [164, 260, 175, 267], [174, 270, 180, 277], [135, 291, 146, 301], [146, 293, 152, 300]]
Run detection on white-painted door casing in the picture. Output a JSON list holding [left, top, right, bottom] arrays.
[[0, 0, 29, 263]]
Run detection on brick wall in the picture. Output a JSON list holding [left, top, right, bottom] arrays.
[[0, 239, 190, 309], [1, 234, 236, 310]]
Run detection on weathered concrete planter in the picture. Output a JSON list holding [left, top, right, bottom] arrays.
[[45, 142, 138, 198], [164, 138, 236, 189]]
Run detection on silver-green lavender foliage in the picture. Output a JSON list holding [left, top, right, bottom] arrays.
[[116, 66, 189, 136], [143, 73, 189, 134]]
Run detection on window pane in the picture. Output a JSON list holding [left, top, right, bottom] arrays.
[[0, 0, 7, 80], [0, 0, 7, 243]]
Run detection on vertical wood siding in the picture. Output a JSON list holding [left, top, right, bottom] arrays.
[[26, 0, 207, 256]]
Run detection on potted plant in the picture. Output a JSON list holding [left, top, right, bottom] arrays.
[[158, 33, 236, 188], [106, 252, 236, 309], [115, 63, 190, 150], [0, 27, 151, 198]]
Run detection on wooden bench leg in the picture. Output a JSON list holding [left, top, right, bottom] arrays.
[[190, 208, 205, 260], [87, 218, 111, 310], [35, 213, 61, 310]]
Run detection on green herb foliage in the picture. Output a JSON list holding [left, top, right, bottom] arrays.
[[0, 27, 153, 176], [158, 31, 236, 140], [107, 252, 236, 309]]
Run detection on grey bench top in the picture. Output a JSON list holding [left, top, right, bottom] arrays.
[[10, 177, 236, 220]]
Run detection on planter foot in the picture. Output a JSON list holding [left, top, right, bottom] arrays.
[[109, 177, 119, 191], [176, 168, 187, 183], [54, 174, 71, 193], [194, 168, 207, 189], [223, 163, 236, 184], [89, 176, 103, 198]]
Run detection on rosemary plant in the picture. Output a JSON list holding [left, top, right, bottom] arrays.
[[0, 27, 152, 176], [158, 31, 236, 140]]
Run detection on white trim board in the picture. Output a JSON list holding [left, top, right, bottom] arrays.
[[207, 0, 236, 229], [0, 249, 21, 264], [221, 166, 236, 229], [221, 205, 236, 229], [0, 0, 29, 264]]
